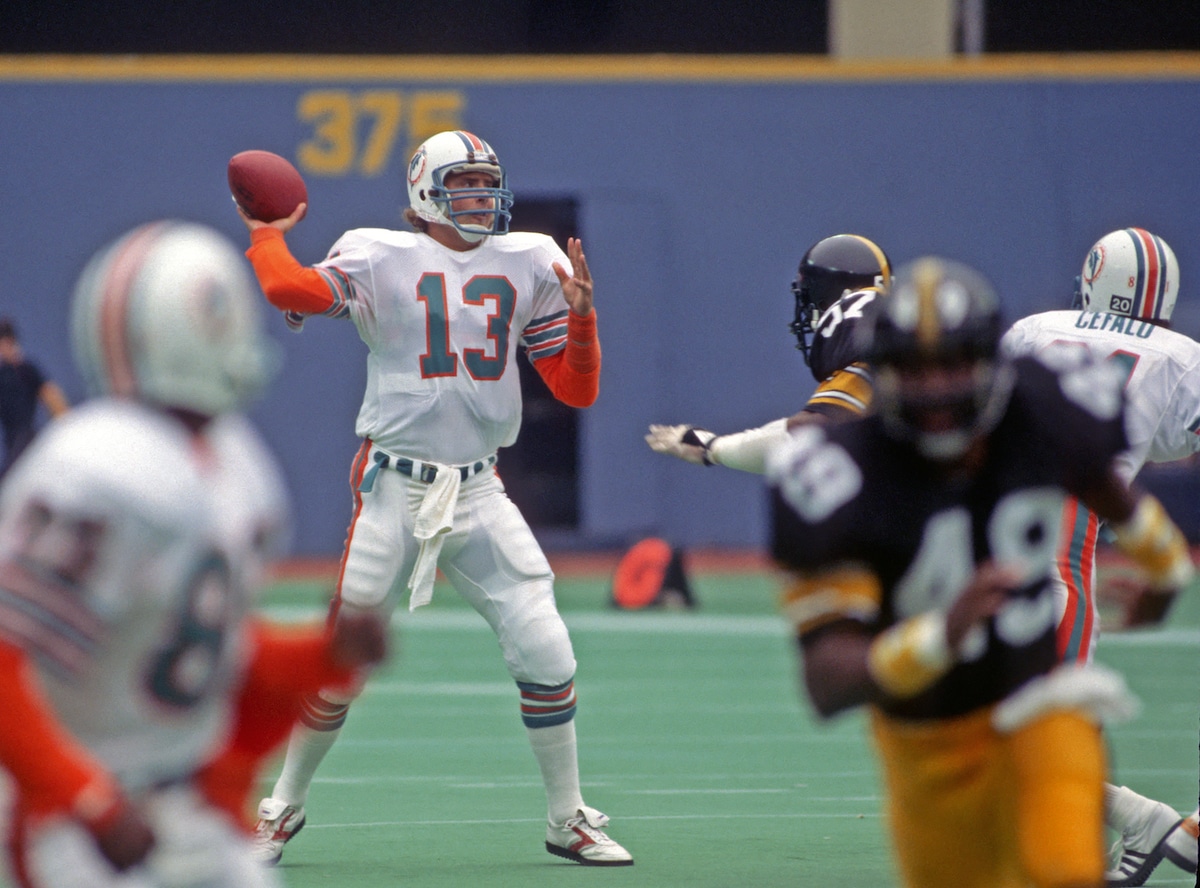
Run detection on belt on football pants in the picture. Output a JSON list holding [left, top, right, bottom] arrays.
[[358, 448, 497, 493]]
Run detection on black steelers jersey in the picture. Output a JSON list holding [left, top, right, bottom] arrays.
[[803, 288, 878, 421], [770, 356, 1128, 721], [807, 287, 878, 384]]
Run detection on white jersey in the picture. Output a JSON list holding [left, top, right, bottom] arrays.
[[0, 400, 289, 793], [1002, 309, 1200, 482], [313, 228, 574, 464]]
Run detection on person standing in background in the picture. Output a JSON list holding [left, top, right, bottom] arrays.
[[0, 316, 69, 476]]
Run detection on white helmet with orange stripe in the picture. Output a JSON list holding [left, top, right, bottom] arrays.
[[1076, 228, 1179, 323], [406, 130, 514, 242], [70, 221, 278, 416]]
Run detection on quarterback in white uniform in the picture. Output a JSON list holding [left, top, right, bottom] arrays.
[[1001, 227, 1200, 886], [237, 130, 632, 867]]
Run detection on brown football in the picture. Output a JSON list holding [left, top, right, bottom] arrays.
[[227, 150, 308, 222]]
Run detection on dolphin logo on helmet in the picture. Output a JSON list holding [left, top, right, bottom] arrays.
[[1077, 228, 1178, 324], [406, 130, 514, 243]]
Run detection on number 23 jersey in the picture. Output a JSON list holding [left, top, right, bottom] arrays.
[[769, 356, 1128, 721]]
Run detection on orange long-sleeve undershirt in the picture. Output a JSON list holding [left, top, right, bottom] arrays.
[[196, 618, 359, 829], [246, 227, 333, 315], [535, 309, 600, 407], [245, 228, 601, 408], [0, 641, 120, 825], [0, 622, 358, 833]]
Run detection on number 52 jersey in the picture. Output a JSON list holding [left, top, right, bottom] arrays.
[[768, 356, 1128, 721]]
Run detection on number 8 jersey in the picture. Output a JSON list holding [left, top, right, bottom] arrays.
[[0, 399, 289, 793], [769, 356, 1128, 721]]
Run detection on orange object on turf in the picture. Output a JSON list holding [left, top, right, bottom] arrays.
[[612, 538, 674, 609]]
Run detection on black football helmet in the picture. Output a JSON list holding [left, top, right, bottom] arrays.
[[860, 256, 1013, 461], [790, 234, 892, 366]]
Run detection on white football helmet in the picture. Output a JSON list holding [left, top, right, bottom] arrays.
[[1076, 227, 1179, 323], [406, 130, 513, 242], [71, 221, 279, 416]]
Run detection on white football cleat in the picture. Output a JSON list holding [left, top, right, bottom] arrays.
[[1105, 798, 1186, 886], [545, 805, 633, 866], [252, 797, 306, 866], [1163, 807, 1199, 873]]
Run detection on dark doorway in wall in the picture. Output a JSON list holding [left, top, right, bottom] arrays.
[[501, 196, 581, 529]]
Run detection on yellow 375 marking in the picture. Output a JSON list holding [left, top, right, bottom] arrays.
[[296, 89, 464, 177]]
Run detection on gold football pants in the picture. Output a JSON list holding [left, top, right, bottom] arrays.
[[870, 705, 1105, 888]]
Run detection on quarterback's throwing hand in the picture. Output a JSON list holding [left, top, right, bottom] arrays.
[[552, 237, 593, 317], [646, 424, 716, 466], [235, 200, 307, 235]]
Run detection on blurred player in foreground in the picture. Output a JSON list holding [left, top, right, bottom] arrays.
[[1002, 227, 1200, 886], [646, 233, 888, 469], [0, 316, 69, 477], [0, 221, 385, 887], [236, 130, 632, 867], [769, 257, 1193, 888]]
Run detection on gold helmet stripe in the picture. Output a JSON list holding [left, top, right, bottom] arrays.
[[848, 234, 892, 288], [912, 257, 944, 352]]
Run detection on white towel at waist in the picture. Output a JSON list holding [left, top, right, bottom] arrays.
[[407, 463, 461, 610]]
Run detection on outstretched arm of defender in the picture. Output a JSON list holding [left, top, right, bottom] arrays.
[[646, 419, 790, 473]]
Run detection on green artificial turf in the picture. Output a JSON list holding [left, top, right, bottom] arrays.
[[256, 566, 1199, 887]]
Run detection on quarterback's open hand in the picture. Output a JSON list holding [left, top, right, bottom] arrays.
[[646, 424, 716, 466], [552, 237, 593, 317]]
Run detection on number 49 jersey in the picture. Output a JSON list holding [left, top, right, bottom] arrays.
[[768, 356, 1128, 721], [0, 400, 289, 792]]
